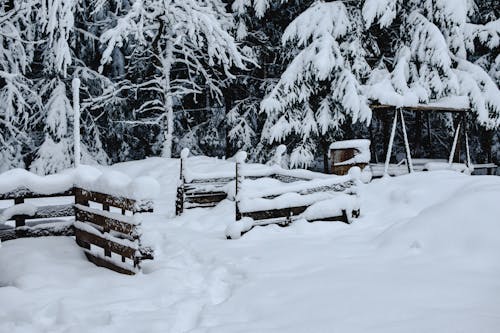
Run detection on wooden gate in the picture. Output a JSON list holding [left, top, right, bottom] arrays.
[[73, 188, 154, 275]]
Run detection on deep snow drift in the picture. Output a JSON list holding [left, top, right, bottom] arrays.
[[1, 158, 500, 333]]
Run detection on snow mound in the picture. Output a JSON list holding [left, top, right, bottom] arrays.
[[76, 169, 160, 200], [299, 194, 359, 221], [329, 139, 370, 150], [0, 168, 74, 194], [0, 165, 160, 200], [225, 217, 254, 239], [378, 180, 500, 258]]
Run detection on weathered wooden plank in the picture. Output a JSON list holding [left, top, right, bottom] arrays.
[[269, 174, 310, 183], [0, 223, 74, 242], [84, 251, 136, 275], [75, 207, 138, 237], [0, 188, 74, 200], [185, 202, 219, 209], [0, 204, 75, 222], [74, 188, 153, 213], [311, 210, 349, 223], [74, 227, 137, 259], [190, 177, 234, 184], [185, 192, 227, 205], [241, 206, 308, 221]]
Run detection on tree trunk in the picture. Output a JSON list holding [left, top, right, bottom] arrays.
[[161, 40, 174, 158], [321, 137, 329, 173]]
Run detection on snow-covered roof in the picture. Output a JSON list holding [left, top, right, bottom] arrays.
[[371, 96, 470, 113], [329, 139, 371, 150]]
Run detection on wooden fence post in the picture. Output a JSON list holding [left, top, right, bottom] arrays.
[[235, 151, 247, 221], [13, 197, 25, 228], [176, 148, 189, 215]]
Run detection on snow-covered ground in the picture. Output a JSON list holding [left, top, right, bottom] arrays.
[[1, 158, 500, 332]]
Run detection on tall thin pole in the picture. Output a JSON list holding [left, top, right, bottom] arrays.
[[464, 116, 472, 170], [72, 78, 81, 168], [399, 109, 414, 173], [384, 109, 398, 176], [449, 118, 461, 165]]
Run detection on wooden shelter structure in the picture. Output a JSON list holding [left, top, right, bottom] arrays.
[[369, 102, 474, 176]]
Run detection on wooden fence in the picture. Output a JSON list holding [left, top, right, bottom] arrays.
[[0, 188, 75, 241], [175, 150, 331, 215], [1, 186, 154, 275], [232, 156, 359, 238], [73, 187, 154, 275]]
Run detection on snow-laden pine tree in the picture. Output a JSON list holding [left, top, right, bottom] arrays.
[[30, 0, 78, 174], [98, 0, 249, 158], [260, 1, 372, 168], [30, 82, 74, 174], [0, 1, 39, 171], [224, 0, 301, 158], [362, 0, 500, 128]]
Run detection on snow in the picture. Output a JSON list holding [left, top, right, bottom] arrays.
[[74, 204, 141, 226], [233, 175, 353, 201], [424, 162, 471, 174], [0, 203, 37, 222], [239, 191, 341, 213], [180, 148, 190, 159], [182, 154, 336, 184], [234, 151, 248, 164], [0, 165, 160, 201], [73, 221, 138, 250], [0, 168, 74, 195], [298, 194, 359, 221], [225, 217, 254, 239], [1, 158, 499, 332], [329, 139, 370, 150]]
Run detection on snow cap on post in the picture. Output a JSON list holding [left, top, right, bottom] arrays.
[[235, 151, 247, 164], [72, 77, 81, 91], [348, 166, 362, 181], [276, 144, 286, 156], [180, 148, 190, 159]]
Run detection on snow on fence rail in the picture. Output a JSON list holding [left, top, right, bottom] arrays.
[[74, 188, 154, 275], [0, 167, 159, 275], [227, 152, 360, 239], [175, 148, 342, 215], [0, 169, 76, 241]]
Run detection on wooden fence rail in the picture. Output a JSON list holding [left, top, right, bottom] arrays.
[[0, 189, 75, 241], [73, 187, 153, 275], [231, 154, 360, 238], [1, 186, 154, 275]]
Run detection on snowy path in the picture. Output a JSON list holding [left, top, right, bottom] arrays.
[[1, 159, 500, 332]]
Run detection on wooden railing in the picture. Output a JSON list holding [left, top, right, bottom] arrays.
[[230, 154, 359, 238], [175, 149, 326, 215], [73, 187, 154, 275], [0, 189, 75, 241], [1, 186, 155, 275]]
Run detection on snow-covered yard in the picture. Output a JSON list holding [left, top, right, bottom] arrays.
[[1, 158, 500, 332]]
